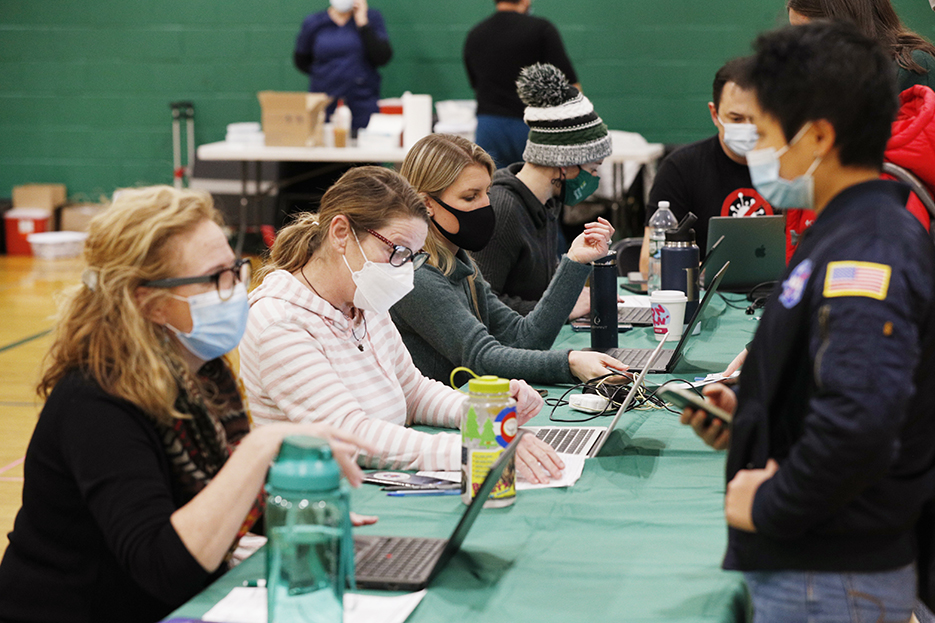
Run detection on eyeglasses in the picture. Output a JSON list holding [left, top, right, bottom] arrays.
[[365, 228, 429, 270], [143, 258, 252, 301]]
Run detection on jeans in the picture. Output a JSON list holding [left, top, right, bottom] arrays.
[[744, 565, 917, 623], [474, 115, 530, 170]]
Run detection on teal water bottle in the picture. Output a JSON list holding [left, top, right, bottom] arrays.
[[266, 436, 355, 623]]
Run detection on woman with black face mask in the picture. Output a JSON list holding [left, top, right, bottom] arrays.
[[392, 133, 627, 386]]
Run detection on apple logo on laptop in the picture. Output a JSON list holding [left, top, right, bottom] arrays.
[[755, 245, 766, 258]]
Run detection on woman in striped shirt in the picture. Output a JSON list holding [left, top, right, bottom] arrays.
[[240, 166, 563, 482]]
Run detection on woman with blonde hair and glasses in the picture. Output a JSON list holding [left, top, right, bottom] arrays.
[[240, 166, 563, 481], [391, 133, 626, 386], [0, 186, 369, 623]]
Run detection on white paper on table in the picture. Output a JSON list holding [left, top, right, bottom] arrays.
[[663, 370, 740, 390], [201, 587, 426, 623], [618, 295, 651, 308], [417, 452, 586, 491]]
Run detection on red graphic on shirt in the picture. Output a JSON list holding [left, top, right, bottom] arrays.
[[721, 188, 773, 218]]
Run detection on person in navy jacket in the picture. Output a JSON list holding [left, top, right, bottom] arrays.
[[294, 0, 392, 132], [680, 21, 935, 623]]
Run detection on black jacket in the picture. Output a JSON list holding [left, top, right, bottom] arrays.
[[724, 180, 935, 573]]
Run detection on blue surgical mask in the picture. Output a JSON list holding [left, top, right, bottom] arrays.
[[167, 283, 250, 361], [564, 168, 600, 207], [746, 122, 821, 210], [719, 118, 759, 157]]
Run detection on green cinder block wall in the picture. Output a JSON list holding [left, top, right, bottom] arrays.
[[2, 1, 933, 201]]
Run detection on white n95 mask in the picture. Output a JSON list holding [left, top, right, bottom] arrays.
[[330, 0, 355, 12], [343, 232, 414, 315]]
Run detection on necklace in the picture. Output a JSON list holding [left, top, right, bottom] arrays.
[[300, 264, 367, 351]]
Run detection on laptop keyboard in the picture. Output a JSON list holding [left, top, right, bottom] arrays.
[[535, 427, 600, 455], [606, 347, 673, 370], [618, 307, 652, 325], [355, 536, 444, 579]]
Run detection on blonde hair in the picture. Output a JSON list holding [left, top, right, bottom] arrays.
[[38, 185, 223, 425], [398, 134, 495, 317], [261, 166, 429, 279], [398, 134, 495, 276]]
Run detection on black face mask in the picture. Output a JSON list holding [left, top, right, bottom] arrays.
[[430, 197, 496, 252]]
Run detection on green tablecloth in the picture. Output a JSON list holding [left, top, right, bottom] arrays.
[[168, 292, 759, 623]]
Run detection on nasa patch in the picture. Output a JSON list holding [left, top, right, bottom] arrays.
[[779, 259, 813, 309]]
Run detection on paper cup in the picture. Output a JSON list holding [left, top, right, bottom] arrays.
[[650, 290, 687, 341]]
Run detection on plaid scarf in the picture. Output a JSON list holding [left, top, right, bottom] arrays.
[[157, 356, 263, 561]]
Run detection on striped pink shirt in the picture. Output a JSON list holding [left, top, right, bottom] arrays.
[[240, 270, 464, 470]]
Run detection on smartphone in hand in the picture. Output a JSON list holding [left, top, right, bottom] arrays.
[[657, 386, 732, 425]]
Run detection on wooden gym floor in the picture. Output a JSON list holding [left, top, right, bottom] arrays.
[[0, 255, 84, 559]]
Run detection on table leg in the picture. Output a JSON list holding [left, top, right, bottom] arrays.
[[236, 161, 248, 256]]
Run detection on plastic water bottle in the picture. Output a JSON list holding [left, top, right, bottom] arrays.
[[454, 370, 517, 508], [661, 212, 700, 324], [266, 436, 354, 623], [590, 253, 618, 350], [332, 99, 352, 148], [647, 201, 677, 293]]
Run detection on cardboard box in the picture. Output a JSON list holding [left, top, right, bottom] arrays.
[[258, 91, 330, 147], [59, 203, 105, 232], [13, 184, 67, 210]]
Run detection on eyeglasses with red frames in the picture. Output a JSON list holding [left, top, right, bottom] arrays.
[[142, 258, 252, 301], [365, 228, 429, 270]]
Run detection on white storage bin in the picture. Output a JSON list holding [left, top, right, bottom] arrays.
[[27, 231, 88, 260]]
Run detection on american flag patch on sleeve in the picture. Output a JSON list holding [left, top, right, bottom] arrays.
[[823, 261, 891, 300]]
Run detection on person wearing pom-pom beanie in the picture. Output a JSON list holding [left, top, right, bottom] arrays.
[[473, 63, 613, 317]]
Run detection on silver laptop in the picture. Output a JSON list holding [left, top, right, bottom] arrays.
[[353, 432, 522, 591], [704, 216, 785, 292], [522, 336, 668, 458], [601, 261, 729, 373]]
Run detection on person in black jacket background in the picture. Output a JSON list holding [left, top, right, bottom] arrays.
[[679, 21, 935, 623]]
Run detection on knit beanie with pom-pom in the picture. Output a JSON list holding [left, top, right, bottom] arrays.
[[516, 63, 613, 167]]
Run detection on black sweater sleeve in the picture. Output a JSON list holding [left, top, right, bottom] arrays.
[[58, 382, 212, 605], [359, 23, 392, 67], [294, 50, 313, 74]]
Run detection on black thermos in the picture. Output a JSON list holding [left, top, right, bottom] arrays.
[[661, 212, 700, 323], [590, 254, 618, 350]]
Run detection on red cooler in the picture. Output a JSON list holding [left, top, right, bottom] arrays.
[[4, 208, 51, 255]]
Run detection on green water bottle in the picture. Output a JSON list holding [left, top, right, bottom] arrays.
[[266, 436, 354, 623]]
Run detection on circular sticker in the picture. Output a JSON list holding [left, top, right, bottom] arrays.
[[369, 472, 410, 482], [494, 406, 518, 447]]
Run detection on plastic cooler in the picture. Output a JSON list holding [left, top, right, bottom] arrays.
[[4, 208, 51, 255]]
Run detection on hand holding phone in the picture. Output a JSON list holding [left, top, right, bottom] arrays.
[[657, 386, 733, 425]]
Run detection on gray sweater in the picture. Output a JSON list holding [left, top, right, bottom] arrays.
[[473, 163, 564, 315], [390, 250, 590, 385]]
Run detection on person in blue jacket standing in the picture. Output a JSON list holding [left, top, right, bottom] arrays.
[[679, 20, 935, 623], [294, 0, 392, 132]]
